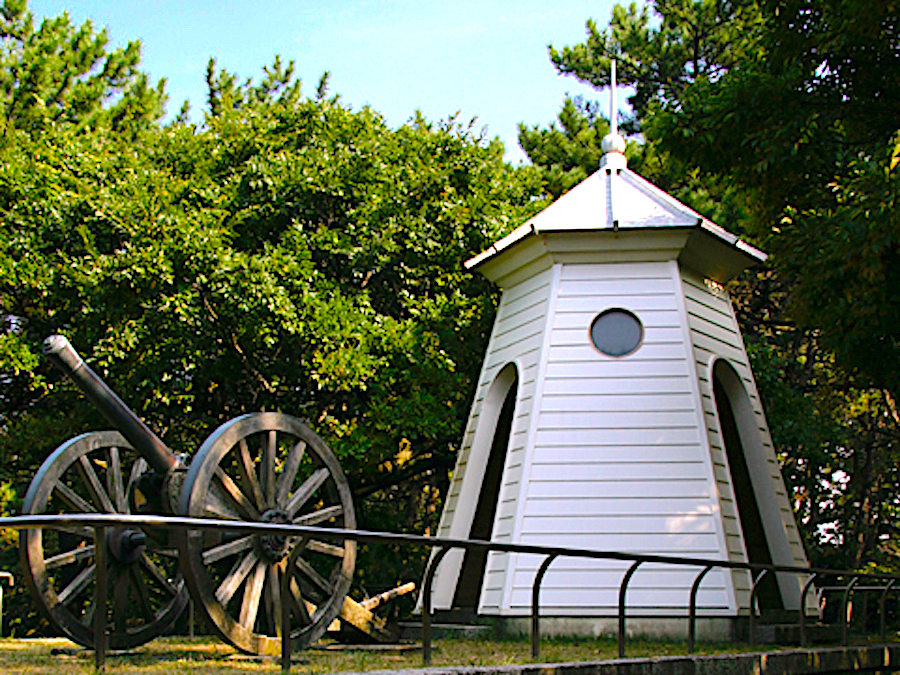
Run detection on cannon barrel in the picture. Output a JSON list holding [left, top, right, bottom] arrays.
[[42, 335, 181, 476]]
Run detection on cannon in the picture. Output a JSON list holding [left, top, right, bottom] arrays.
[[19, 335, 356, 654]]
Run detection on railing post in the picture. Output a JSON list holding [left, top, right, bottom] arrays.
[[799, 573, 818, 647], [880, 579, 896, 644], [618, 561, 642, 658], [93, 526, 108, 672], [688, 565, 713, 653], [281, 536, 308, 674], [422, 546, 450, 666], [531, 554, 558, 659], [748, 569, 769, 646], [842, 577, 859, 646]]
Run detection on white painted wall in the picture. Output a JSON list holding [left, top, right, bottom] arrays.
[[489, 260, 734, 616], [679, 268, 809, 611], [430, 265, 555, 610], [428, 231, 807, 623]]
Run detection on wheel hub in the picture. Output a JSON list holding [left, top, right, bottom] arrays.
[[257, 508, 290, 562], [107, 526, 147, 565]]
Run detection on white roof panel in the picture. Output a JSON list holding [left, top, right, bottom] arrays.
[[467, 155, 765, 270]]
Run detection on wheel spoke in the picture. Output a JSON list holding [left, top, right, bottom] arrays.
[[112, 565, 129, 632], [129, 567, 155, 622], [57, 562, 95, 605], [274, 440, 306, 506], [126, 457, 149, 509], [203, 484, 242, 520], [237, 439, 266, 512], [305, 539, 345, 558], [262, 431, 276, 506], [45, 543, 95, 569], [107, 446, 128, 513], [127, 457, 148, 490], [52, 524, 95, 539], [139, 554, 178, 596], [53, 481, 96, 514], [213, 467, 260, 520], [239, 560, 266, 630], [151, 547, 181, 559], [284, 467, 330, 518], [265, 565, 282, 636], [293, 504, 343, 526], [202, 535, 255, 565], [216, 550, 259, 606], [292, 556, 333, 597], [77, 455, 115, 513], [288, 577, 312, 626]]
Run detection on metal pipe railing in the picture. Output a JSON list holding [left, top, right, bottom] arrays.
[[688, 565, 714, 653], [2, 513, 899, 672], [842, 577, 860, 645], [748, 568, 770, 646], [618, 561, 643, 657], [531, 553, 557, 658], [881, 580, 896, 644], [799, 573, 819, 647], [421, 545, 451, 666], [93, 526, 108, 671]]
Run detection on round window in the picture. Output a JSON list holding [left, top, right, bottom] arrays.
[[590, 309, 643, 357]]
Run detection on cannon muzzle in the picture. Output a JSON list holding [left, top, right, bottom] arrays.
[[42, 335, 181, 476]]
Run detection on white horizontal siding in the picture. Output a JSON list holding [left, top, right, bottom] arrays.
[[526, 463, 709, 483], [539, 392, 696, 413], [491, 262, 731, 615], [542, 376, 691, 396], [535, 427, 702, 447], [523, 497, 714, 517], [520, 514, 717, 535], [525, 479, 712, 500], [532, 445, 705, 466], [508, 559, 732, 614], [431, 266, 556, 612], [680, 268, 809, 612]]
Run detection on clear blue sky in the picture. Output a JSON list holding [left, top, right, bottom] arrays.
[[28, 0, 620, 163]]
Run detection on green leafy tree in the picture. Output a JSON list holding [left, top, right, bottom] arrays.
[[0, 0, 165, 133], [646, 0, 900, 397], [0, 25, 544, 627], [548, 0, 764, 130]]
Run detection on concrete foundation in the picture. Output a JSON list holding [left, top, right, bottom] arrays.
[[499, 617, 736, 643]]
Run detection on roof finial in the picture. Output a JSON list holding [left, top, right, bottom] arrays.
[[600, 59, 627, 164], [610, 59, 618, 138]]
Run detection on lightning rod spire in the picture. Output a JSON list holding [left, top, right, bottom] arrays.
[[600, 59, 627, 166]]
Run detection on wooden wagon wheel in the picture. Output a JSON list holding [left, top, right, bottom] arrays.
[[177, 413, 356, 655], [19, 431, 188, 650]]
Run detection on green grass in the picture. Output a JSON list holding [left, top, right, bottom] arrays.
[[0, 635, 789, 674]]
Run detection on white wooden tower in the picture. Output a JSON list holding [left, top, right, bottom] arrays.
[[429, 67, 809, 637]]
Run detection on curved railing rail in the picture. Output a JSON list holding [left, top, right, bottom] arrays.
[[0, 513, 897, 673]]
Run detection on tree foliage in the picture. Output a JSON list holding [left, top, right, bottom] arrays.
[[0, 0, 165, 133], [0, 2, 546, 631]]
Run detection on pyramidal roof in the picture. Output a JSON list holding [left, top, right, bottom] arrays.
[[467, 64, 764, 278], [466, 150, 766, 272]]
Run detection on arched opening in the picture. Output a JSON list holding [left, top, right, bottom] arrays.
[[713, 360, 786, 611], [452, 368, 518, 612]]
